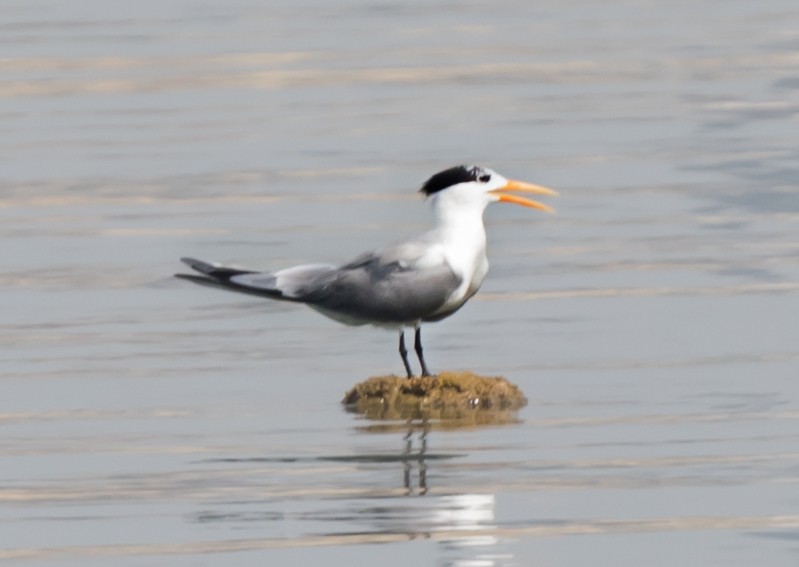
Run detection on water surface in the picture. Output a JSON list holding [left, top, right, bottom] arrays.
[[2, 0, 799, 565]]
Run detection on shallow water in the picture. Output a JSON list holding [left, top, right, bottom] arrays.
[[2, 0, 799, 565]]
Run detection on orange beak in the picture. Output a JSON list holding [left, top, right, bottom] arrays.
[[489, 180, 558, 213]]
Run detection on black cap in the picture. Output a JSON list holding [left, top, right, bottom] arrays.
[[419, 165, 489, 196]]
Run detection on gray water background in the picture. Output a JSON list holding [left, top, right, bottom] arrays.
[[2, 0, 799, 565]]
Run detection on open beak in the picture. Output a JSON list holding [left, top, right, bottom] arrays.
[[489, 180, 558, 213]]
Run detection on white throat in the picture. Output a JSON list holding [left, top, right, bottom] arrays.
[[429, 191, 490, 302], [432, 193, 488, 245]]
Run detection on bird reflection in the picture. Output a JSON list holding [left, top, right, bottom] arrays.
[[345, 406, 519, 563], [403, 419, 429, 495]]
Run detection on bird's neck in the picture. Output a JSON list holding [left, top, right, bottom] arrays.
[[431, 197, 488, 278], [431, 197, 488, 240]]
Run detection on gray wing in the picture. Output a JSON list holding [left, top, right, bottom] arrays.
[[177, 234, 461, 325], [297, 242, 461, 325], [230, 264, 338, 299]]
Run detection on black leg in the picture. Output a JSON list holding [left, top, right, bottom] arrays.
[[399, 330, 413, 378], [414, 326, 431, 377]]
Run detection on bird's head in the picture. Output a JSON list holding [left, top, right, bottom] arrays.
[[419, 165, 557, 214]]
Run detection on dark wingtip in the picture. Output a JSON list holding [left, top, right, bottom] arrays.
[[175, 273, 211, 283], [180, 256, 207, 269], [180, 257, 225, 276]]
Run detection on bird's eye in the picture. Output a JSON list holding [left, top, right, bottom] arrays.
[[478, 174, 491, 183]]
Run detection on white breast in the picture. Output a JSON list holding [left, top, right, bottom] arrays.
[[436, 228, 489, 312]]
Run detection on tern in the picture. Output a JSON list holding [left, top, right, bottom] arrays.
[[176, 165, 557, 377]]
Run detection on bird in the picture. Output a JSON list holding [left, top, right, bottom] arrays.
[[176, 165, 557, 378]]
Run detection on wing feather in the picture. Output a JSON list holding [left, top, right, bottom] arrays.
[[300, 249, 460, 324]]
